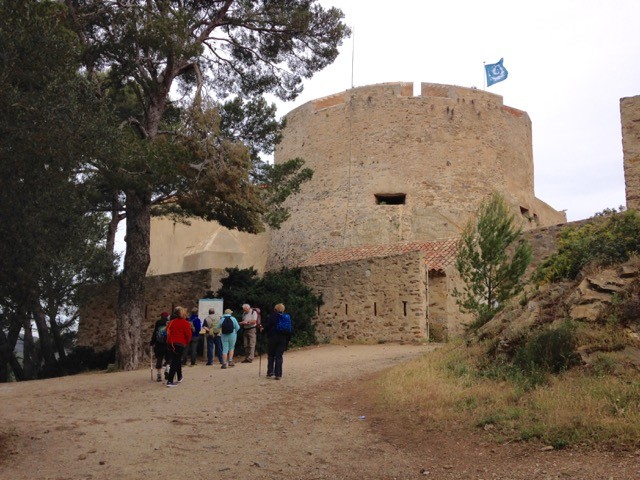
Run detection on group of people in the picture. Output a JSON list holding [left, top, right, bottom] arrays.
[[149, 303, 293, 387]]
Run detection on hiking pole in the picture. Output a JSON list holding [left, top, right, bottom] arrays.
[[258, 331, 262, 377], [150, 346, 154, 381]]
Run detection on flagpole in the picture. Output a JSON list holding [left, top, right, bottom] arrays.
[[351, 27, 355, 89], [483, 61, 486, 90]]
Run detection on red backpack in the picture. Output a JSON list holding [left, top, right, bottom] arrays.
[[253, 308, 262, 332]]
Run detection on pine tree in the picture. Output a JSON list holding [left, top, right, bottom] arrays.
[[454, 193, 533, 330], [63, 1, 350, 369]]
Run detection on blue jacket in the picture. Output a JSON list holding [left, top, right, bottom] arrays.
[[189, 313, 202, 337]]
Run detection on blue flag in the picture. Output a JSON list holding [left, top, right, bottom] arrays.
[[485, 58, 508, 87]]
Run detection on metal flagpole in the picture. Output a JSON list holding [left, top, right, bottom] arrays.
[[351, 27, 355, 89], [483, 61, 486, 90]]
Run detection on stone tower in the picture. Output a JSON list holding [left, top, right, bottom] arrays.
[[267, 82, 565, 270], [621, 95, 640, 211]]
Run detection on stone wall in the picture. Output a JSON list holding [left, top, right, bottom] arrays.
[[77, 269, 225, 353], [300, 250, 430, 343], [621, 95, 640, 211], [78, 218, 590, 351], [268, 82, 566, 270]]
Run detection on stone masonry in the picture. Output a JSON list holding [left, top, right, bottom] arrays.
[[621, 95, 640, 211], [267, 82, 566, 270], [300, 250, 429, 343], [78, 269, 226, 353], [77, 219, 591, 352]]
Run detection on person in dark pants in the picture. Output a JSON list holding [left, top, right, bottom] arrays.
[[202, 308, 220, 365], [263, 303, 292, 380], [149, 311, 170, 382], [186, 307, 202, 366], [166, 306, 192, 387], [213, 332, 224, 364]]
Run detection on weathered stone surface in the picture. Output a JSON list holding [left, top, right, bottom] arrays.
[[621, 95, 640, 211], [587, 273, 626, 294], [569, 303, 602, 322], [78, 269, 222, 353], [301, 250, 434, 343], [479, 257, 640, 351], [619, 264, 640, 278], [268, 82, 565, 270]]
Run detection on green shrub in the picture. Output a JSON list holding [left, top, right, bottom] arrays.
[[536, 209, 640, 282], [55, 346, 116, 375], [608, 281, 640, 327], [513, 321, 581, 374], [217, 267, 322, 349]]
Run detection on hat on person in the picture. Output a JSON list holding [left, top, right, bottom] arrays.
[[160, 312, 170, 318]]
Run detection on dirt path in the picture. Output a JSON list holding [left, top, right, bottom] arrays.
[[1, 344, 638, 480]]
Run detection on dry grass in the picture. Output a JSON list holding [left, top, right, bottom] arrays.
[[371, 343, 640, 449]]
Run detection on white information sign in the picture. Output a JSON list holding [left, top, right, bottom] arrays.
[[198, 298, 224, 323]]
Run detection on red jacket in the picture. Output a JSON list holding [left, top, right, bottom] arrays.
[[166, 318, 192, 347]]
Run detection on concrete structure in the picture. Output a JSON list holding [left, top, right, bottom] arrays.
[[148, 218, 269, 276], [621, 95, 640, 211]]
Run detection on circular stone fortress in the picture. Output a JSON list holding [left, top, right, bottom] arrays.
[[266, 82, 565, 270]]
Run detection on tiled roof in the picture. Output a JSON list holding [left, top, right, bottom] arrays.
[[299, 238, 458, 272]]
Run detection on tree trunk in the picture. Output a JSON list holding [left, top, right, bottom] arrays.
[[115, 189, 151, 370], [0, 320, 21, 382], [106, 194, 123, 255], [21, 314, 36, 380], [48, 312, 67, 360], [32, 300, 58, 370]]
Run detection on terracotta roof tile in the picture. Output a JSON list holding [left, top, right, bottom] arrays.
[[300, 238, 458, 272]]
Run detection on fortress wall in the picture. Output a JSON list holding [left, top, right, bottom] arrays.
[[621, 95, 640, 211], [77, 218, 587, 351], [268, 82, 565, 269], [300, 250, 429, 343]]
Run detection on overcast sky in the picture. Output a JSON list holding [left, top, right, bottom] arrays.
[[271, 0, 640, 222]]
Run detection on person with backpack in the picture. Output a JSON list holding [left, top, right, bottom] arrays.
[[186, 307, 202, 366], [202, 307, 222, 366], [239, 304, 259, 363], [263, 303, 293, 380], [166, 306, 192, 387], [217, 309, 240, 369], [149, 311, 170, 382]]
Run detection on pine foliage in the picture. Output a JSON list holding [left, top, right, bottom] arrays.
[[454, 193, 532, 329]]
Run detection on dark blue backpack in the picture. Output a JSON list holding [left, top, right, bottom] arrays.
[[155, 324, 167, 343], [276, 313, 293, 335], [221, 315, 234, 334]]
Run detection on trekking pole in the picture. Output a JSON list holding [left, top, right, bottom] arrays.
[[258, 331, 262, 377], [150, 346, 154, 381]]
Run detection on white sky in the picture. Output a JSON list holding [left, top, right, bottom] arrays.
[[271, 0, 640, 222]]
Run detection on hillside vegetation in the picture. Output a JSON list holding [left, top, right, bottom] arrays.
[[374, 210, 640, 449]]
